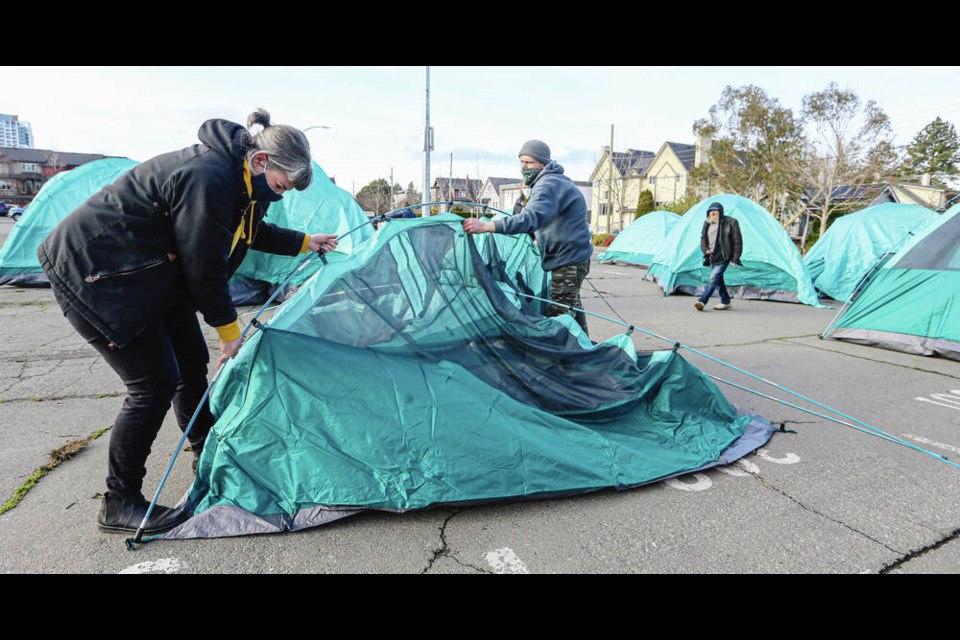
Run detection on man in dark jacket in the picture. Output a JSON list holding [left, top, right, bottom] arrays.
[[38, 109, 338, 535], [695, 201, 742, 311], [462, 140, 594, 334]]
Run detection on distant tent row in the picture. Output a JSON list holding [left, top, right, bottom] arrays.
[[0, 158, 372, 303], [594, 193, 956, 362], [825, 203, 960, 361], [802, 202, 937, 303]]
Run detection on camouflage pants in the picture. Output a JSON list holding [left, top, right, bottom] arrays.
[[546, 260, 590, 335]]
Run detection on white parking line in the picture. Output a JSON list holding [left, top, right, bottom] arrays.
[[665, 473, 713, 491], [755, 449, 801, 464], [903, 434, 960, 455], [119, 557, 182, 574], [485, 547, 529, 574]]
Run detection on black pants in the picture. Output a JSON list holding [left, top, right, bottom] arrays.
[[55, 292, 215, 498]]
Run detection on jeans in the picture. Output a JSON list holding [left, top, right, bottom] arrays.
[[54, 291, 215, 498], [698, 261, 731, 305]]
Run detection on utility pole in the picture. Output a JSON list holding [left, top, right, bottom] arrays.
[[448, 152, 453, 211], [422, 66, 433, 217], [389, 166, 394, 212], [607, 124, 614, 233]]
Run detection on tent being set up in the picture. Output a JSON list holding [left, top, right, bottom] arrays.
[[803, 202, 936, 303], [597, 210, 681, 267], [159, 213, 775, 540], [645, 194, 820, 306], [0, 159, 371, 303], [824, 203, 960, 361]]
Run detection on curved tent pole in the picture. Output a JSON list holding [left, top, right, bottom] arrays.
[[124, 203, 431, 550]]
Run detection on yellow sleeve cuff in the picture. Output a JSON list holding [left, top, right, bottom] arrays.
[[214, 320, 241, 342], [299, 233, 311, 254]]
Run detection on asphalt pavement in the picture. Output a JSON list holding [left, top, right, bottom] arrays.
[[1, 216, 957, 574]]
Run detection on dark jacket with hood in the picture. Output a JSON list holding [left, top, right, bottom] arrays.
[[494, 160, 593, 271], [700, 203, 743, 266], [38, 119, 306, 348]]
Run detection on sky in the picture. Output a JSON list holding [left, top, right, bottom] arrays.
[[4, 66, 959, 197]]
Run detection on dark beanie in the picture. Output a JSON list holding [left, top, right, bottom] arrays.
[[706, 202, 724, 215], [518, 140, 551, 165]]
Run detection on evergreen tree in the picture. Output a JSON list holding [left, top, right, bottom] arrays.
[[635, 189, 655, 219], [898, 117, 960, 188]]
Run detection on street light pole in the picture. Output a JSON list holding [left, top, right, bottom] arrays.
[[423, 66, 433, 217]]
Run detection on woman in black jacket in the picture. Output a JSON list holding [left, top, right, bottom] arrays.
[[39, 109, 339, 535]]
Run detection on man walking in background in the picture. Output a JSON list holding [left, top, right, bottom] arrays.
[[695, 201, 742, 311]]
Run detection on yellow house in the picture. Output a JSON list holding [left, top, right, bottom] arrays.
[[589, 147, 654, 234], [589, 135, 712, 234], [644, 142, 697, 208]]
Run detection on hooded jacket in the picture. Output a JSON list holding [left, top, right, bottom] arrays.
[[494, 160, 593, 271], [38, 119, 307, 348], [700, 205, 743, 266]]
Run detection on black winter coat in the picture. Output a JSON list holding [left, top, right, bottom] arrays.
[[38, 119, 305, 348], [700, 214, 743, 266]]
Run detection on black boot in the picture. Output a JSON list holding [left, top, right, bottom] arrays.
[[97, 491, 190, 535], [191, 447, 202, 474]]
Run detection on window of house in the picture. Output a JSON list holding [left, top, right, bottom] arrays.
[[19, 163, 39, 173], [0, 180, 12, 192], [599, 203, 607, 217], [648, 176, 657, 185]]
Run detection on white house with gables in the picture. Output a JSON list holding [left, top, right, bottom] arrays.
[[589, 135, 711, 234]]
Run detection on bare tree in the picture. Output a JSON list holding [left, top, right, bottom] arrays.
[[782, 82, 898, 249], [355, 178, 393, 215]]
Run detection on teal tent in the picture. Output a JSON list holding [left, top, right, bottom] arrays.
[[803, 203, 936, 302], [161, 214, 774, 539], [597, 210, 681, 266], [0, 158, 138, 286], [645, 194, 820, 306], [825, 204, 960, 361], [0, 159, 372, 302], [230, 161, 372, 299]]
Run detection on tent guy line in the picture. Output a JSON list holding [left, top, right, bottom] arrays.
[[508, 289, 960, 472]]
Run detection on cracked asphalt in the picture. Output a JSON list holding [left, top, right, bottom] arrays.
[[1, 217, 958, 574]]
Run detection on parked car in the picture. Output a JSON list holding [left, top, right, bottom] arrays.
[[0, 202, 10, 217], [8, 206, 25, 222]]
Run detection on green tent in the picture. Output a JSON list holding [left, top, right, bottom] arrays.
[[0, 158, 138, 286], [161, 214, 774, 539], [825, 204, 960, 361], [645, 194, 821, 306], [803, 203, 936, 303], [230, 161, 372, 296], [597, 210, 681, 266], [0, 159, 372, 301]]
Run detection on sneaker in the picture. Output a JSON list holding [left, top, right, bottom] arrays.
[[97, 490, 190, 535], [713, 303, 732, 310], [694, 301, 704, 311]]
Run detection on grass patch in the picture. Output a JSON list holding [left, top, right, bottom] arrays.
[[0, 426, 110, 516]]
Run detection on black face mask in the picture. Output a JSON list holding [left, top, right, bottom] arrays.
[[251, 170, 283, 202]]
